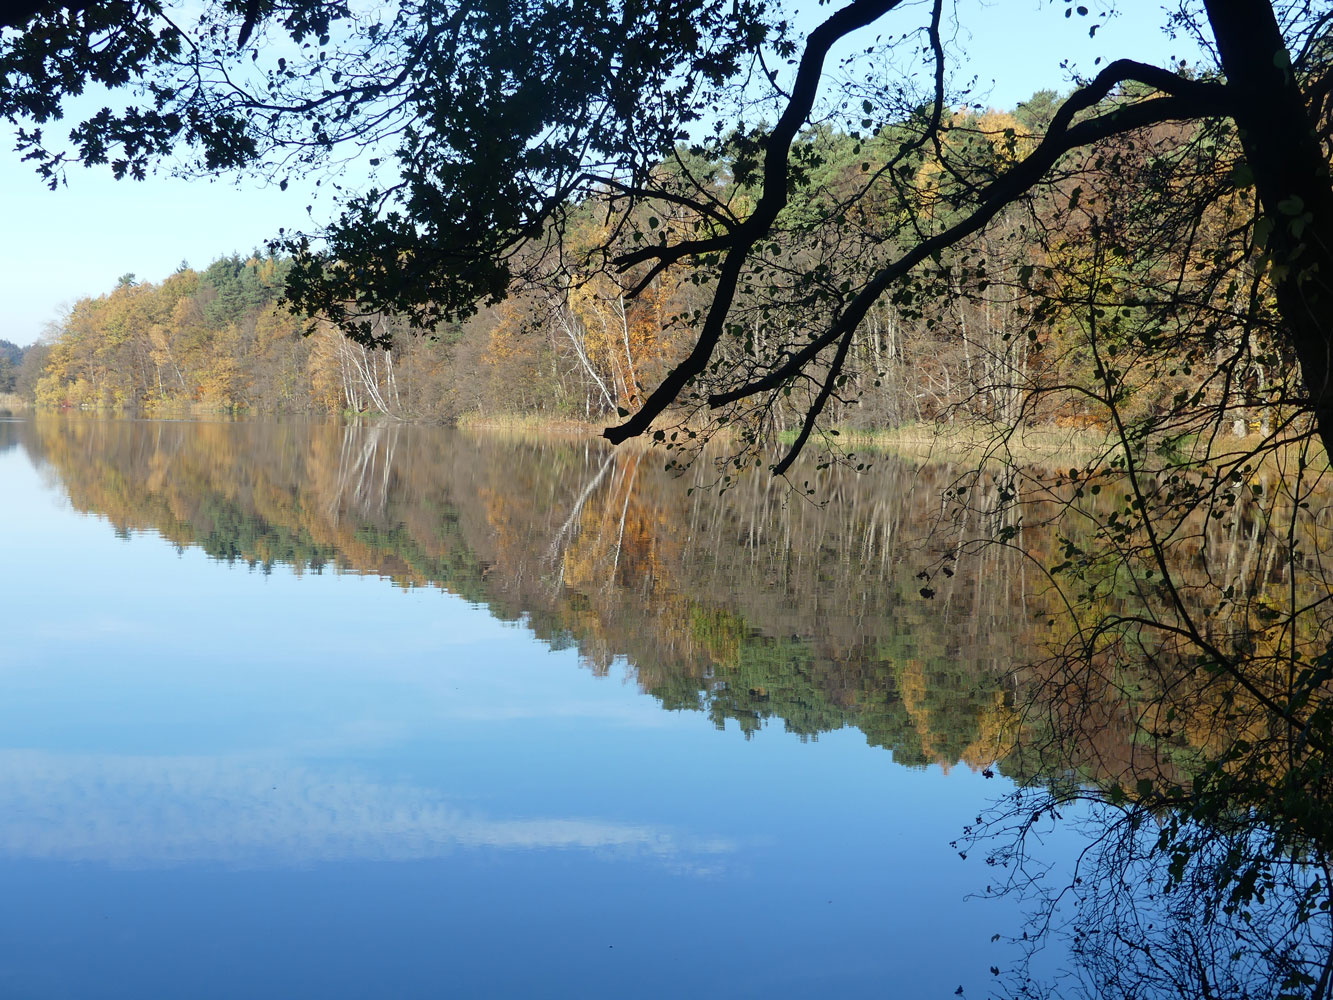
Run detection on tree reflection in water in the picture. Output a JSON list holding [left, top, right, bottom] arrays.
[[13, 413, 1333, 999]]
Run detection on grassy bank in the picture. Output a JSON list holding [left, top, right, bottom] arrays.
[[455, 412, 609, 438], [781, 421, 1118, 467], [779, 421, 1333, 478], [454, 411, 731, 450], [458, 414, 1120, 469]]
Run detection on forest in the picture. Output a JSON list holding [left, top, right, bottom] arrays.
[[16, 85, 1273, 445]]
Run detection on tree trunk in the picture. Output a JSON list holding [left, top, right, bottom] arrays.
[[1206, 0, 1333, 457]]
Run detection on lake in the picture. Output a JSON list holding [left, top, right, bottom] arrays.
[[0, 415, 1064, 998]]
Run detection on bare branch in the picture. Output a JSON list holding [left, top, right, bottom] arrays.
[[602, 0, 905, 443]]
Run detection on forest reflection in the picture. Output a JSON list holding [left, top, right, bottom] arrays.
[[11, 411, 1245, 791], [13, 415, 1037, 772], [16, 416, 1322, 786]]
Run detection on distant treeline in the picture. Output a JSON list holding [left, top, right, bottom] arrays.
[[19, 87, 1262, 433]]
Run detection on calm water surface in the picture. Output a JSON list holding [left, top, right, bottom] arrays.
[[0, 416, 1055, 998]]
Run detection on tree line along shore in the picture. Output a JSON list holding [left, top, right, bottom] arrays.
[[6, 89, 1282, 457]]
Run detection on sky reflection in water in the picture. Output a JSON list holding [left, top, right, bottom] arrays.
[[0, 419, 1039, 998]]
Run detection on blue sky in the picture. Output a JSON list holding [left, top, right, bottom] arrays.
[[0, 0, 1202, 348]]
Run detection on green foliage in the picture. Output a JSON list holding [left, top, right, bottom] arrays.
[[200, 253, 287, 328]]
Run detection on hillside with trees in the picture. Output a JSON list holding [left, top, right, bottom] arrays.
[[22, 90, 1282, 446]]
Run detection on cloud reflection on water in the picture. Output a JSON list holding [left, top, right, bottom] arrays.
[[0, 751, 734, 869]]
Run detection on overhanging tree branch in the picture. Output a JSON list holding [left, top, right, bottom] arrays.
[[706, 65, 1234, 411], [602, 0, 905, 443]]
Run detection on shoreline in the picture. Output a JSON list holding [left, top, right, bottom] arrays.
[[13, 404, 1326, 474]]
